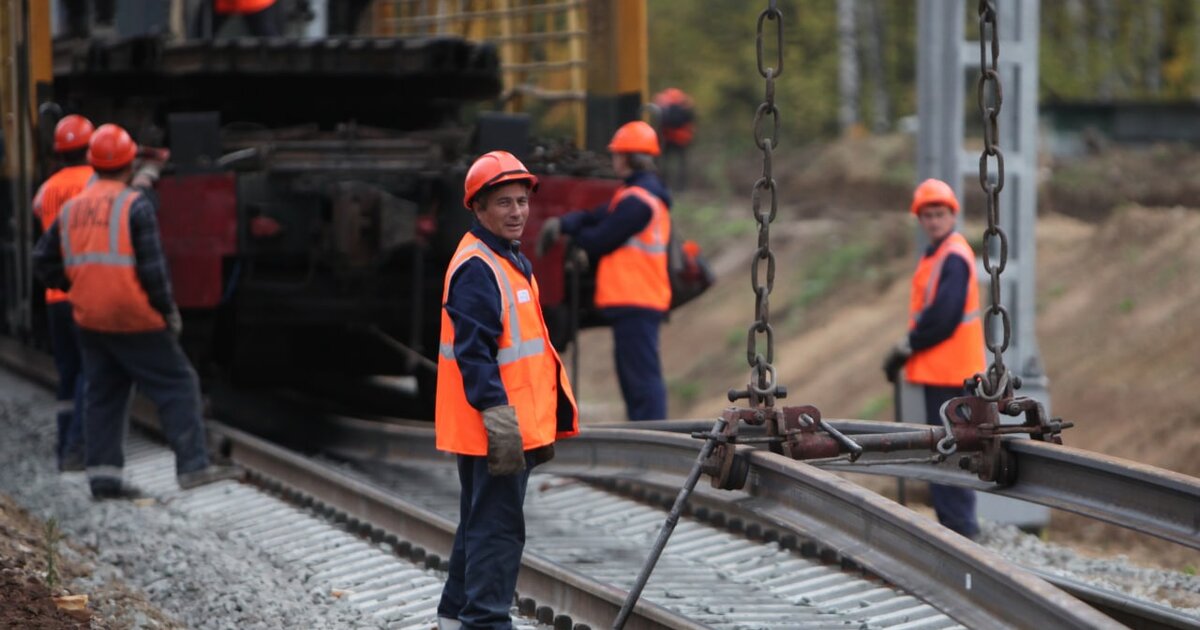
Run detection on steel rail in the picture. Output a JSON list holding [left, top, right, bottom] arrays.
[[318, 417, 1118, 629], [620, 418, 1200, 552], [203, 422, 704, 630], [0, 340, 700, 630]]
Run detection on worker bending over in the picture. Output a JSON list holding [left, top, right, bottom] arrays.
[[33, 124, 241, 500], [538, 121, 672, 421], [883, 178, 985, 539], [33, 114, 96, 472], [436, 151, 578, 629]]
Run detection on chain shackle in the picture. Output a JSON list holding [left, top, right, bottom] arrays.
[[976, 0, 1011, 398], [743, 1, 785, 407]]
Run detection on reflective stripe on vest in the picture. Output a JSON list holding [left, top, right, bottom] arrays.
[[435, 233, 579, 456], [60, 181, 167, 333], [437, 242, 546, 366], [594, 185, 672, 311], [33, 165, 95, 303], [905, 232, 986, 387]]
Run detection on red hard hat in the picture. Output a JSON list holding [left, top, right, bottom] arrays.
[[54, 115, 94, 152], [87, 124, 139, 170], [463, 151, 539, 209], [910, 178, 960, 215], [608, 121, 660, 156]]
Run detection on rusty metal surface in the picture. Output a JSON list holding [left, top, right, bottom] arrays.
[[314, 417, 1116, 628], [608, 418, 1200, 551]]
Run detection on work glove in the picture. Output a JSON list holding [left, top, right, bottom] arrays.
[[482, 405, 526, 476], [536, 217, 562, 258], [166, 307, 183, 338], [565, 246, 589, 272], [881, 338, 912, 384], [131, 148, 170, 189]]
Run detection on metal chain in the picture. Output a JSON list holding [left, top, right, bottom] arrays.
[[746, 0, 784, 405], [976, 0, 1010, 399]]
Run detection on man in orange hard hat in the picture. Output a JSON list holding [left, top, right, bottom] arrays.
[[32, 114, 96, 472], [33, 124, 242, 500], [193, 0, 281, 37], [435, 151, 578, 629], [882, 178, 985, 539], [537, 120, 672, 421], [653, 87, 695, 191]]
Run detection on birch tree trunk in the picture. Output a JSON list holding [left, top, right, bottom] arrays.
[[862, 0, 889, 132], [836, 0, 859, 132]]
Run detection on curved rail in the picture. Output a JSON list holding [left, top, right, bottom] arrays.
[[623, 418, 1200, 551], [207, 421, 705, 630], [322, 417, 1119, 629]]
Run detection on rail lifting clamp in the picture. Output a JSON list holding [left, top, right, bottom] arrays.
[[696, 376, 1074, 492]]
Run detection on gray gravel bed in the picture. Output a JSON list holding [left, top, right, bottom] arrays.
[[0, 366, 380, 629], [978, 522, 1200, 617]]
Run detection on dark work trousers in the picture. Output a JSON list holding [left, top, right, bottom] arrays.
[[47, 302, 85, 467], [662, 143, 689, 192], [437, 453, 536, 629], [608, 310, 667, 421], [78, 329, 210, 494], [924, 384, 979, 538]]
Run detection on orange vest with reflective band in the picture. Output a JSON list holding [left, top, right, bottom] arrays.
[[214, 0, 275, 14], [435, 233, 579, 455], [595, 186, 672, 311], [905, 232, 986, 386], [33, 165, 95, 303], [60, 180, 167, 333]]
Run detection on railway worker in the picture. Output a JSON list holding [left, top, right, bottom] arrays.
[[193, 0, 281, 38], [882, 178, 986, 539], [32, 123, 242, 500], [32, 114, 96, 472], [436, 150, 578, 630], [537, 121, 672, 421], [653, 87, 696, 191]]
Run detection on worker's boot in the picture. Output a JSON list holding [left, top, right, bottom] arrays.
[[177, 464, 244, 490], [91, 481, 148, 501]]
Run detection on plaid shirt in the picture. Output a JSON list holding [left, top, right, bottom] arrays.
[[33, 187, 175, 318]]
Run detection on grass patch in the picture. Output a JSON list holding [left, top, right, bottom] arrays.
[[672, 199, 753, 253], [857, 393, 892, 420], [669, 378, 702, 409], [1118, 297, 1136, 314], [785, 241, 876, 324]]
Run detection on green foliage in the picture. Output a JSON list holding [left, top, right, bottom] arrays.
[[1118, 297, 1136, 313], [1184, 564, 1197, 576], [647, 1, 1200, 145]]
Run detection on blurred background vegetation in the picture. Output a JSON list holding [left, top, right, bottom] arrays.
[[647, 1, 1200, 147]]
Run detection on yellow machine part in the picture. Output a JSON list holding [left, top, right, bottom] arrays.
[[368, 0, 647, 150]]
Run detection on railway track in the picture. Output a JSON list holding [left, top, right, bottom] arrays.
[[2, 338, 1197, 628]]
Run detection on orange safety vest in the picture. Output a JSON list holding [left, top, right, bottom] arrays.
[[33, 165, 95, 303], [905, 232, 986, 386], [594, 186, 672, 311], [59, 179, 167, 333], [435, 233, 579, 455], [214, 0, 275, 14]]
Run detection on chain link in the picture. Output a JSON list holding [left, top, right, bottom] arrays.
[[745, 1, 784, 404], [976, 0, 1011, 398]]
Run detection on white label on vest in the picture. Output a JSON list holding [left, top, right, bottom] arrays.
[[517, 289, 531, 303]]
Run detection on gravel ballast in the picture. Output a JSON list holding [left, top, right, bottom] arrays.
[[0, 366, 381, 629]]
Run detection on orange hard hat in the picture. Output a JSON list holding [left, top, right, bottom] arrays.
[[54, 115, 94, 152], [608, 121, 660, 156], [87, 124, 138, 171], [910, 178, 960, 215], [463, 150, 539, 209]]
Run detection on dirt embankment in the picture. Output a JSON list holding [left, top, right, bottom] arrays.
[[573, 136, 1200, 570]]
